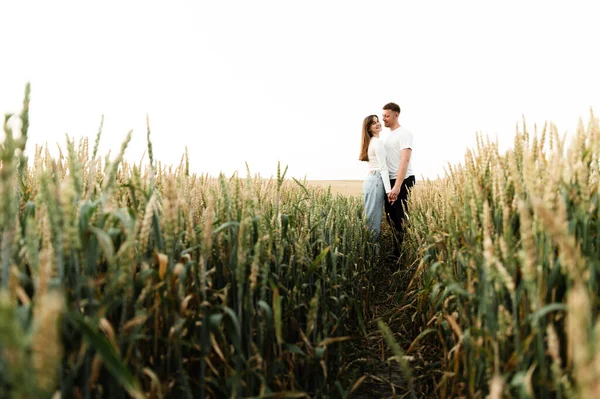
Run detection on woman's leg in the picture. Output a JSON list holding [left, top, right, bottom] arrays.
[[364, 173, 384, 241], [372, 176, 385, 240]]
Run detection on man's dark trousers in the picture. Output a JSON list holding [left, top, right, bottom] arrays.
[[384, 175, 416, 258]]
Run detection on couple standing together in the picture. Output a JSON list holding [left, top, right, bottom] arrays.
[[359, 102, 415, 259]]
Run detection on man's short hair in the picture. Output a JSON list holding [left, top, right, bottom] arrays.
[[383, 102, 401, 115]]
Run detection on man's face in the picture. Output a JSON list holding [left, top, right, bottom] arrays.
[[382, 109, 396, 127]]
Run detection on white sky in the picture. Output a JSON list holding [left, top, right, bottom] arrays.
[[1, 1, 599, 180]]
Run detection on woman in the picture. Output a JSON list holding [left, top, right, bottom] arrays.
[[359, 115, 391, 241]]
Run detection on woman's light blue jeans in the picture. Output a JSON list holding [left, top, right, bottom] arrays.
[[363, 171, 385, 241]]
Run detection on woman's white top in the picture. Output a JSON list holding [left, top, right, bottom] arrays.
[[367, 137, 392, 193]]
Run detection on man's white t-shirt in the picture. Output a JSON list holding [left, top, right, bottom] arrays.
[[384, 126, 414, 181]]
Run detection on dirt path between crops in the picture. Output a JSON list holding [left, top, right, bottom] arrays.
[[350, 232, 441, 399]]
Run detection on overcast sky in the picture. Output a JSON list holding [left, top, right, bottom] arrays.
[[1, 1, 599, 180]]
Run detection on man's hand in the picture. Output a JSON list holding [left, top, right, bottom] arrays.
[[388, 186, 400, 204]]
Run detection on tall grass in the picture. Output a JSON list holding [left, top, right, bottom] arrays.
[[8, 83, 599, 399], [404, 113, 600, 397], [0, 85, 375, 398]]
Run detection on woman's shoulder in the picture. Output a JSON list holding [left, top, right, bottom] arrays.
[[370, 137, 384, 147]]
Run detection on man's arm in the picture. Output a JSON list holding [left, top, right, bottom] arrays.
[[388, 148, 412, 204]]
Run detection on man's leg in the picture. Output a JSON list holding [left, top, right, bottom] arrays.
[[385, 176, 416, 259], [384, 179, 402, 258], [396, 176, 416, 248]]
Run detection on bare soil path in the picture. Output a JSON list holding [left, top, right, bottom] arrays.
[[306, 180, 441, 398], [348, 227, 441, 399]]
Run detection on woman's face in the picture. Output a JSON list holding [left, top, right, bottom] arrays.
[[370, 117, 382, 135]]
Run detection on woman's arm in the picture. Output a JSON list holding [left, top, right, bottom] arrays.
[[374, 139, 392, 193]]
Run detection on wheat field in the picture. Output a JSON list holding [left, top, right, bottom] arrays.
[[1, 84, 599, 398]]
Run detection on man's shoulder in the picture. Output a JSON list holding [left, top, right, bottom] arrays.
[[389, 127, 413, 139]]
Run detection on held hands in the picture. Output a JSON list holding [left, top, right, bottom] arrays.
[[387, 186, 400, 205]]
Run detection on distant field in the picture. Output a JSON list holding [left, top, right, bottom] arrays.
[[305, 179, 425, 197], [305, 180, 363, 197]]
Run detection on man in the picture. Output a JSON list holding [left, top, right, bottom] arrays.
[[382, 102, 415, 259]]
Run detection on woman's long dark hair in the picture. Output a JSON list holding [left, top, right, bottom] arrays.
[[359, 115, 378, 161]]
